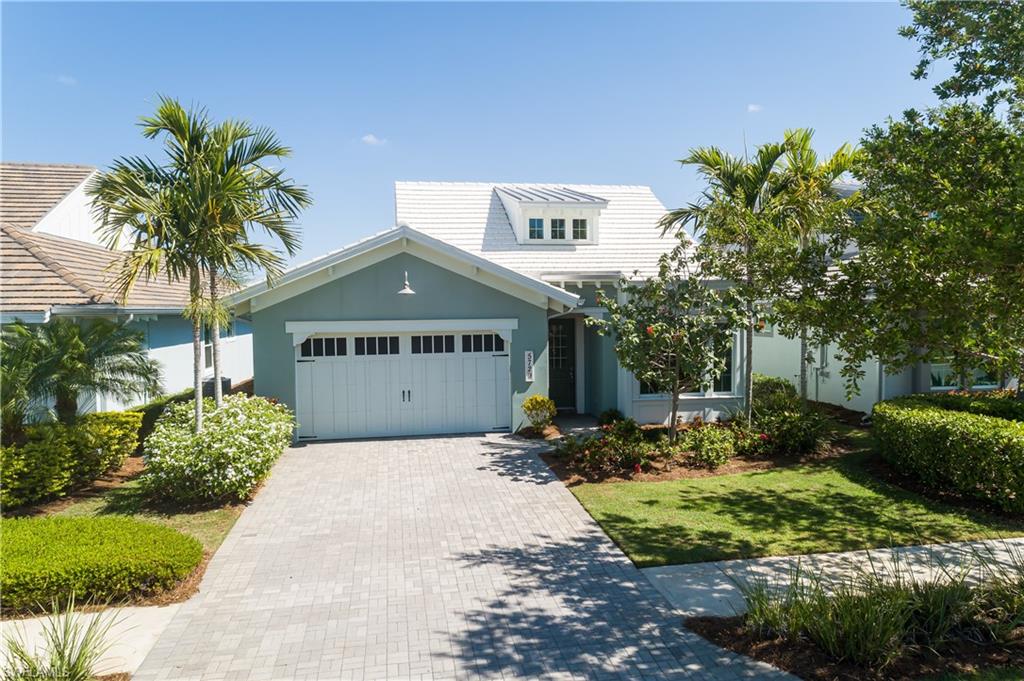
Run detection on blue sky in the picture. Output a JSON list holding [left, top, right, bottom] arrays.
[[3, 2, 943, 262]]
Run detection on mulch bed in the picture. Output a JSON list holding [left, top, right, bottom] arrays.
[[687, 615, 1024, 680], [516, 424, 563, 440]]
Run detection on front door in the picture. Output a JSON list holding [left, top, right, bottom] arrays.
[[548, 319, 576, 411]]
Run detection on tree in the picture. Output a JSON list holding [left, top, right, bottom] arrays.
[[192, 118, 309, 408], [828, 104, 1024, 393], [766, 129, 863, 405], [1, 319, 161, 426], [589, 248, 744, 440], [901, 0, 1024, 116], [660, 141, 790, 420]]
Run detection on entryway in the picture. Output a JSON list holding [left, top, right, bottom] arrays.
[[548, 318, 577, 412]]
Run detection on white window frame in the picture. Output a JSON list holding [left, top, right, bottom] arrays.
[[929, 361, 1001, 391], [635, 331, 739, 400]]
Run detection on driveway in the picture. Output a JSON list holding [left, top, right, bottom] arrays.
[[136, 435, 788, 680]]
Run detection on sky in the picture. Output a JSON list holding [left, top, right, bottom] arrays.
[[3, 1, 946, 263]]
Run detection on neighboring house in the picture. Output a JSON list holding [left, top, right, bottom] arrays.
[[0, 162, 254, 412], [230, 181, 746, 440]]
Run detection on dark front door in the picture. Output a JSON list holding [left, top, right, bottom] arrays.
[[548, 319, 576, 411]]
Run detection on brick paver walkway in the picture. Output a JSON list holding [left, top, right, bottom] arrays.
[[136, 435, 790, 680]]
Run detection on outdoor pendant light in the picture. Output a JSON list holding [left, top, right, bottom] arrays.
[[397, 271, 416, 295]]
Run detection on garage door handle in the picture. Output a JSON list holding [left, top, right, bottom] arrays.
[[401, 390, 406, 402]]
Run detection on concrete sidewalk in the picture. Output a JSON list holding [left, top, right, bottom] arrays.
[[643, 537, 1024, 617], [1, 603, 180, 676]]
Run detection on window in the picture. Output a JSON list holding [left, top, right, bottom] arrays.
[[528, 218, 544, 240], [930, 361, 999, 390], [299, 337, 347, 358], [354, 336, 399, 356], [572, 218, 587, 240], [713, 345, 733, 393], [412, 334, 455, 354], [638, 334, 737, 396], [550, 218, 566, 240], [461, 334, 505, 353]]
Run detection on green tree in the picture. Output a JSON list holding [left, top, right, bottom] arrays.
[[767, 129, 863, 405], [589, 249, 744, 440], [830, 104, 1024, 393], [660, 142, 790, 420], [901, 0, 1024, 116], [1, 319, 161, 427]]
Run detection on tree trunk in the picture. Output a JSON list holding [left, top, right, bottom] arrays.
[[55, 391, 77, 426], [799, 327, 809, 409], [210, 272, 223, 409], [744, 241, 755, 422], [669, 378, 681, 443], [190, 268, 204, 433]]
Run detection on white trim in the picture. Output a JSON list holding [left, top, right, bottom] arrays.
[[1, 310, 49, 324], [285, 318, 519, 347], [574, 316, 586, 414], [228, 224, 580, 311]]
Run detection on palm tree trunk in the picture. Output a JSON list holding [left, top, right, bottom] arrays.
[[55, 391, 77, 426], [190, 268, 204, 433], [744, 253, 755, 422], [799, 327, 809, 408], [210, 272, 223, 409]]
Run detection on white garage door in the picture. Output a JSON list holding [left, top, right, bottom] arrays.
[[294, 332, 511, 440]]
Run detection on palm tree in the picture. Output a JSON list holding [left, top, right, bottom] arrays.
[[660, 142, 790, 421], [89, 100, 211, 431], [776, 129, 862, 404], [2, 319, 161, 426], [193, 119, 309, 407]]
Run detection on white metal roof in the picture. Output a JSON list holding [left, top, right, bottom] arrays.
[[394, 181, 680, 279], [494, 185, 608, 205]]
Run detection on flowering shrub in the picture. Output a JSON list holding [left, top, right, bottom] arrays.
[[522, 395, 557, 429], [141, 394, 294, 504]]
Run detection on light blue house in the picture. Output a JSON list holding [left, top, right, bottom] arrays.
[[230, 182, 746, 440], [0, 162, 254, 411]]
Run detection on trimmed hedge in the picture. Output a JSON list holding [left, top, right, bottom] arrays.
[[873, 398, 1024, 514], [0, 412, 142, 509], [142, 394, 294, 504], [1, 516, 203, 613], [130, 388, 192, 454], [913, 390, 1024, 423]]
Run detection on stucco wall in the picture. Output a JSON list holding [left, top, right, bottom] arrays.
[[249, 252, 550, 432]]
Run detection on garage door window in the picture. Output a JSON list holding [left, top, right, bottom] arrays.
[[299, 337, 348, 358], [354, 336, 399, 356], [412, 334, 455, 354], [462, 333, 505, 353]]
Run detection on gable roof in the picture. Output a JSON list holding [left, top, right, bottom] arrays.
[[0, 162, 96, 230], [394, 181, 676, 279], [0, 226, 191, 318], [228, 224, 581, 312]]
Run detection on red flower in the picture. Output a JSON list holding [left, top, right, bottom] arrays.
[[646, 325, 655, 336], [633, 463, 642, 474], [759, 433, 769, 441]]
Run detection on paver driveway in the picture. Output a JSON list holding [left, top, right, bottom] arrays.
[[136, 435, 789, 681]]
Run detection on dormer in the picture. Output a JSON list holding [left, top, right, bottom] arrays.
[[495, 186, 608, 246]]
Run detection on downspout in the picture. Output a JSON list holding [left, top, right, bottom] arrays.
[[877, 360, 885, 405]]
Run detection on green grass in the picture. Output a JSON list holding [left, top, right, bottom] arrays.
[[926, 668, 1024, 680], [571, 437, 1024, 567], [55, 479, 242, 553]]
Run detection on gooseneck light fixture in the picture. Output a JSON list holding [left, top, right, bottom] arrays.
[[397, 271, 416, 295]]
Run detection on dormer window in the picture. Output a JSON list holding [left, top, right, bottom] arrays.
[[550, 218, 566, 240], [528, 218, 544, 240], [495, 185, 608, 245], [572, 218, 587, 240]]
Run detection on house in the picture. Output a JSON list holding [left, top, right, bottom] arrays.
[[0, 162, 254, 412], [229, 181, 746, 440]]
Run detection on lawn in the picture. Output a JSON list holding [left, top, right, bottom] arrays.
[[55, 478, 242, 553], [571, 448, 1024, 567]]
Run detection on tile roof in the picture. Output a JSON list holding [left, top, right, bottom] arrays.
[[0, 226, 191, 314], [394, 181, 680, 279], [0, 162, 96, 229]]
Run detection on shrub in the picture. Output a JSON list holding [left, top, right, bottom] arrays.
[[141, 394, 294, 504], [522, 395, 556, 429], [751, 373, 799, 413], [914, 389, 1024, 423], [70, 411, 141, 484], [0, 412, 142, 509], [681, 425, 735, 469], [597, 408, 624, 426], [757, 408, 828, 456], [0, 426, 74, 509], [873, 398, 1024, 514], [1, 516, 202, 613], [130, 388, 192, 454]]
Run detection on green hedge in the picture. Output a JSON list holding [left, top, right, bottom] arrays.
[[912, 390, 1024, 422], [873, 398, 1024, 514], [0, 411, 142, 509], [130, 388, 192, 454], [1, 516, 203, 613]]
